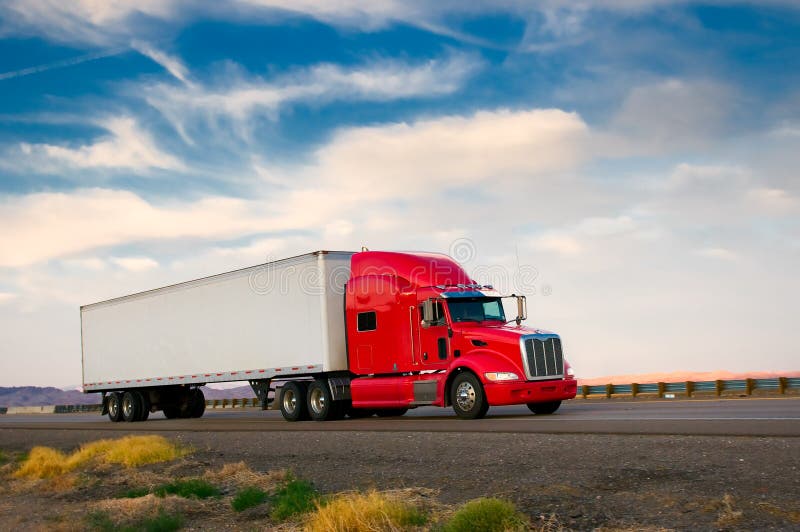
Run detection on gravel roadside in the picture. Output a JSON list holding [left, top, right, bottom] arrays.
[[1, 429, 798, 530]]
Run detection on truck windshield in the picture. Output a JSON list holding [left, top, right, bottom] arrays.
[[447, 297, 505, 323]]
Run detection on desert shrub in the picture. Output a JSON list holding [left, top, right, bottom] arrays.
[[137, 509, 184, 532], [445, 497, 528, 532], [306, 490, 427, 532], [14, 436, 189, 479], [153, 478, 220, 499], [232, 486, 269, 512], [85, 508, 183, 532], [120, 487, 151, 499], [271, 476, 319, 521]]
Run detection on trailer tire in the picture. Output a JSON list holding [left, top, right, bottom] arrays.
[[375, 408, 408, 417], [121, 391, 141, 422], [107, 392, 123, 422], [451, 372, 489, 419], [135, 391, 150, 421], [280, 381, 309, 422], [527, 400, 561, 415], [163, 405, 180, 419], [307, 379, 338, 421], [189, 388, 206, 418]]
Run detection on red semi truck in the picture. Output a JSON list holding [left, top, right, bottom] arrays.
[[81, 250, 576, 422]]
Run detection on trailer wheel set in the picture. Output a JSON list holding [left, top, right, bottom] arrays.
[[104, 387, 205, 422]]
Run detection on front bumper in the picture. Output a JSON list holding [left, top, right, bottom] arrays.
[[484, 378, 577, 406]]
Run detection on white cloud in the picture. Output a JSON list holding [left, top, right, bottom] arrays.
[[304, 107, 589, 195], [14, 117, 185, 173], [143, 53, 482, 140], [531, 234, 583, 256], [746, 187, 798, 214], [605, 79, 736, 154], [4, 0, 799, 50], [0, 0, 177, 45], [131, 40, 189, 83], [0, 292, 17, 304], [0, 188, 279, 268], [110, 256, 159, 272], [61, 257, 107, 271], [696, 247, 738, 261]]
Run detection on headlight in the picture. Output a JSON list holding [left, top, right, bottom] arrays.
[[565, 359, 575, 377], [484, 372, 519, 381]]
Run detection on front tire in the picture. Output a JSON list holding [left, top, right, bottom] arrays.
[[280, 381, 309, 422], [107, 392, 123, 422], [527, 400, 561, 415], [451, 372, 489, 419]]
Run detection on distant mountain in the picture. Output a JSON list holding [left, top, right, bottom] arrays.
[[0, 386, 100, 407], [577, 370, 800, 386], [0, 385, 257, 407]]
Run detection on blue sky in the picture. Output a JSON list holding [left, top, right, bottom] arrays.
[[1, 1, 799, 386]]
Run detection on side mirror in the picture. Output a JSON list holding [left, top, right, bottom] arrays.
[[421, 299, 435, 329], [515, 295, 527, 325]]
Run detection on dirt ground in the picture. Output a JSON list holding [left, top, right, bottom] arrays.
[[0, 429, 798, 530]]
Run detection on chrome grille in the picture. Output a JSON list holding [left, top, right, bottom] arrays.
[[521, 336, 564, 380]]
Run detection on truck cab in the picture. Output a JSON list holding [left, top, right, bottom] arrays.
[[345, 251, 577, 418]]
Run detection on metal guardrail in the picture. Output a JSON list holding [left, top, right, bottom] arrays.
[[579, 377, 800, 399]]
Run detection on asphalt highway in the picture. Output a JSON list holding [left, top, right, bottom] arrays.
[[1, 397, 798, 436]]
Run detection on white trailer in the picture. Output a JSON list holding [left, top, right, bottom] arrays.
[[80, 251, 354, 422]]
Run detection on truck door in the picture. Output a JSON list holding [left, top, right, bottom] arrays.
[[416, 300, 449, 367]]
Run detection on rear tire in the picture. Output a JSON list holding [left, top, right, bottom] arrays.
[[107, 392, 123, 422], [189, 388, 206, 418], [121, 391, 141, 422], [527, 400, 561, 415], [163, 405, 180, 419], [451, 372, 489, 419], [307, 379, 342, 421], [280, 381, 309, 422], [375, 408, 408, 417], [136, 391, 150, 422]]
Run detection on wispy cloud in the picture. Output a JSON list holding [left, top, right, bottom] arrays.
[[10, 116, 185, 173], [131, 40, 189, 83], [143, 52, 483, 141]]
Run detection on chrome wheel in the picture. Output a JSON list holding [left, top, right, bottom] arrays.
[[309, 387, 325, 415], [451, 372, 489, 419], [455, 381, 476, 411], [109, 396, 119, 417], [283, 388, 297, 414], [122, 395, 134, 418]]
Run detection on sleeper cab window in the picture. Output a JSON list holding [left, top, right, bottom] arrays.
[[357, 311, 377, 332]]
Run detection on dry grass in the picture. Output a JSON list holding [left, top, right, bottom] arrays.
[[13, 435, 190, 479], [203, 461, 286, 491], [714, 494, 744, 528], [305, 489, 428, 532]]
